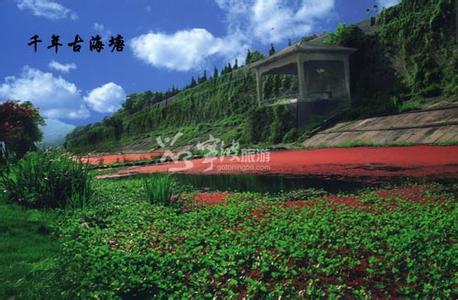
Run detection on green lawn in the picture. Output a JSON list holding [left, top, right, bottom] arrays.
[[0, 200, 59, 299]]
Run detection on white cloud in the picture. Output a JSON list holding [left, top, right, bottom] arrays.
[[216, 0, 335, 43], [0, 66, 89, 120], [17, 0, 78, 20], [93, 23, 112, 39], [377, 0, 400, 8], [130, 29, 247, 71], [48, 60, 77, 73], [40, 118, 75, 146], [131, 0, 335, 71], [84, 82, 126, 113], [251, 0, 334, 43]]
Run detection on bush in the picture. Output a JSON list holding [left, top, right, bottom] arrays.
[[282, 128, 298, 143], [0, 150, 93, 209], [143, 175, 177, 206]]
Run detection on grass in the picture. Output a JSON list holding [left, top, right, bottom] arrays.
[[310, 140, 458, 149], [435, 140, 458, 146], [0, 200, 59, 299], [0, 150, 93, 209], [143, 174, 176, 206], [328, 140, 415, 148]]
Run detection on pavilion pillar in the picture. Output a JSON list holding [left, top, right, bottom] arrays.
[[296, 54, 306, 101], [256, 70, 263, 106], [343, 57, 351, 100]]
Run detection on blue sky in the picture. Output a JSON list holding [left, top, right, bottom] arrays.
[[0, 0, 399, 143]]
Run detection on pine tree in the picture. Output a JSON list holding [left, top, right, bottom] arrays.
[[190, 76, 197, 88], [245, 50, 251, 64], [227, 62, 232, 73], [198, 71, 207, 84], [245, 50, 265, 64], [233, 58, 239, 70], [213, 66, 218, 79], [269, 43, 276, 56]]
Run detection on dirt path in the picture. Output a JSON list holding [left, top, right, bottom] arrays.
[[79, 152, 163, 165], [98, 146, 458, 181]]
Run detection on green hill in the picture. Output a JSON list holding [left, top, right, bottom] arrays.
[[65, 0, 457, 154]]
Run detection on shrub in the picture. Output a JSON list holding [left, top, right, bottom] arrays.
[[282, 128, 298, 143], [143, 175, 177, 206], [0, 150, 92, 209]]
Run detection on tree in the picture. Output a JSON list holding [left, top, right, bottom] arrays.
[[245, 50, 251, 63], [226, 63, 232, 73], [190, 76, 197, 88], [198, 70, 207, 84], [269, 43, 276, 56], [233, 58, 239, 70], [103, 116, 123, 141], [213, 66, 219, 79], [0, 100, 44, 158], [245, 50, 265, 64], [122, 94, 135, 114]]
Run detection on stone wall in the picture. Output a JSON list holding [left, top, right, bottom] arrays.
[[303, 106, 458, 147]]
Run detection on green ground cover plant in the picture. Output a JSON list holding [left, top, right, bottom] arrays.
[[53, 178, 456, 298]]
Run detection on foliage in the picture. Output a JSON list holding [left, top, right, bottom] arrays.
[[378, 0, 456, 98], [267, 105, 296, 144], [0, 150, 93, 209], [54, 179, 456, 298], [143, 175, 177, 207], [65, 69, 259, 153], [325, 0, 456, 116], [282, 128, 298, 143], [245, 104, 296, 144], [325, 24, 400, 115], [0, 101, 45, 159], [245, 50, 265, 65]]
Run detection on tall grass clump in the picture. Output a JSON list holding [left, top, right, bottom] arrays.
[[143, 175, 176, 206], [0, 150, 93, 209]]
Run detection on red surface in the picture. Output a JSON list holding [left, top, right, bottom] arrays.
[[190, 186, 446, 208], [78, 152, 163, 165], [284, 185, 447, 210], [101, 146, 458, 180], [192, 192, 229, 206]]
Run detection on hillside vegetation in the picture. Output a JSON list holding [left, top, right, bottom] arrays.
[[65, 0, 457, 153]]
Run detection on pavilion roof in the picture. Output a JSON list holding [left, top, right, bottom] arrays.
[[251, 41, 356, 69]]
